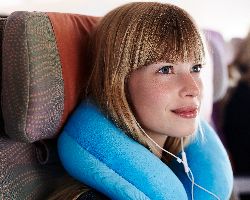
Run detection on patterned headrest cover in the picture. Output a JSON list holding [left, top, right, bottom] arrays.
[[0, 136, 65, 200], [1, 11, 99, 142]]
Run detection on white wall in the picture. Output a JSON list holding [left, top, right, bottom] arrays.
[[1, 0, 250, 41]]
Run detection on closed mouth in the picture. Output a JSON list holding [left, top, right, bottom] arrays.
[[171, 106, 198, 119]]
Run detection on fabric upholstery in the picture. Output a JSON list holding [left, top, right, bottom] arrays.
[[204, 29, 229, 102], [2, 12, 64, 142], [47, 12, 100, 131], [0, 17, 6, 68], [0, 17, 7, 134], [0, 137, 65, 200], [0, 11, 99, 200], [0, 17, 6, 64], [1, 12, 99, 142]]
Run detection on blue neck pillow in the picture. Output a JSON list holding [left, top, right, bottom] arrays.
[[58, 100, 233, 200]]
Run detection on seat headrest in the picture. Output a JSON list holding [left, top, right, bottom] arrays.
[[204, 29, 229, 102], [1, 11, 99, 142]]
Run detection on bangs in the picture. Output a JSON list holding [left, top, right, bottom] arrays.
[[127, 3, 206, 69], [154, 16, 205, 64]]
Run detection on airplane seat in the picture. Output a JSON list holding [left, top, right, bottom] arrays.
[[203, 29, 229, 140], [205, 29, 229, 103], [0, 11, 99, 199]]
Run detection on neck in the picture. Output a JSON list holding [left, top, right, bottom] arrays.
[[144, 129, 167, 157]]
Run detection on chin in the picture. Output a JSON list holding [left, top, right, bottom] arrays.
[[177, 124, 198, 137]]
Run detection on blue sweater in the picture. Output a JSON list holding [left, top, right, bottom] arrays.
[[58, 100, 233, 200]]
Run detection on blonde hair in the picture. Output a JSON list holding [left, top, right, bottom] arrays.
[[48, 176, 91, 200], [87, 2, 206, 160]]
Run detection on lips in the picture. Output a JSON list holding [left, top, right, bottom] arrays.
[[171, 106, 198, 119]]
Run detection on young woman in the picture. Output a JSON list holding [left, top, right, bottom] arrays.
[[50, 2, 233, 200]]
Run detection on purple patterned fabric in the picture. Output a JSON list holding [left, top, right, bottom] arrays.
[[2, 12, 64, 142], [0, 136, 65, 200]]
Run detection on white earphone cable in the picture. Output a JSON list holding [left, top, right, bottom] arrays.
[[135, 120, 220, 200]]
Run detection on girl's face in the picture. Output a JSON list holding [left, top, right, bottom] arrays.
[[128, 61, 203, 147]]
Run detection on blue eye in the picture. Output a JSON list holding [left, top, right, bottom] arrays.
[[158, 66, 174, 74], [191, 64, 202, 73]]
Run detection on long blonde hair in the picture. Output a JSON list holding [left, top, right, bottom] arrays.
[[87, 2, 206, 159]]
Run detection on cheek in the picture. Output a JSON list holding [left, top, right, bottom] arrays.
[[128, 77, 179, 136], [128, 76, 173, 115]]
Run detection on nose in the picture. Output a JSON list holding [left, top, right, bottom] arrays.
[[179, 73, 200, 98]]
